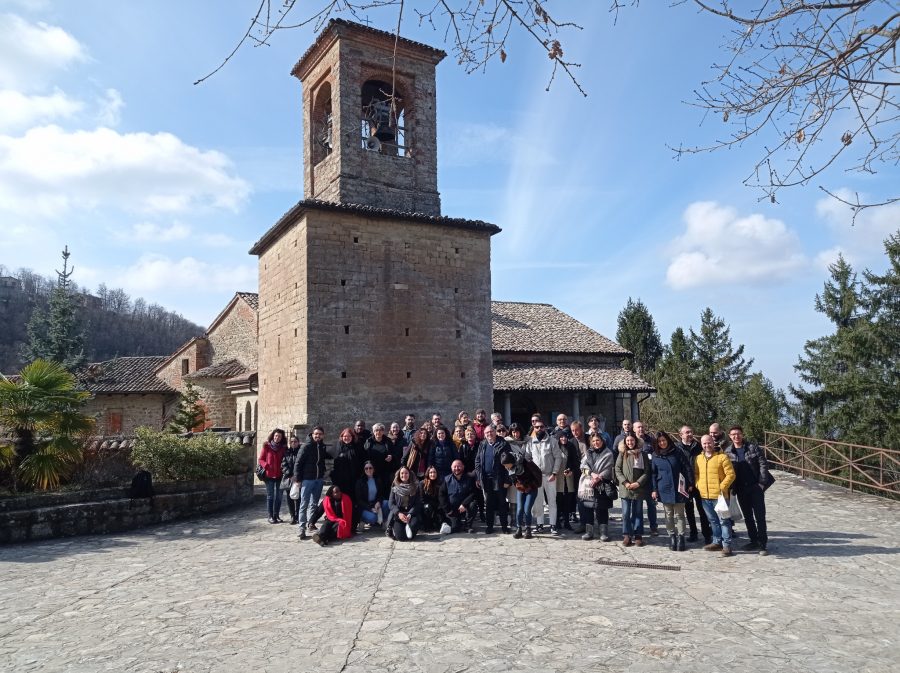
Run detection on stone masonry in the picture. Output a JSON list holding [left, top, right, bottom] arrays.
[[294, 19, 444, 216], [255, 205, 495, 435]]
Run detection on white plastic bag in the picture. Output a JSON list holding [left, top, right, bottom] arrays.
[[728, 494, 744, 522], [289, 481, 300, 500], [439, 522, 452, 535], [714, 494, 730, 519]]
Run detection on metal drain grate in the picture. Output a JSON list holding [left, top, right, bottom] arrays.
[[596, 559, 681, 571]]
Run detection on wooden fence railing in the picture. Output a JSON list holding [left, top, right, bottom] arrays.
[[763, 431, 900, 499]]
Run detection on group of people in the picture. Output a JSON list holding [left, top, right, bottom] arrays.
[[256, 410, 774, 556]]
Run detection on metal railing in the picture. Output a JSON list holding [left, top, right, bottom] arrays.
[[763, 431, 900, 499]]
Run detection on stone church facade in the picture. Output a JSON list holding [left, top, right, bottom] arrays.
[[67, 20, 653, 444]]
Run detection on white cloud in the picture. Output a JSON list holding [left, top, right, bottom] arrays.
[[665, 201, 807, 290], [201, 233, 236, 247], [0, 14, 86, 90], [0, 88, 83, 131], [0, 125, 251, 217], [96, 88, 123, 127], [115, 255, 256, 294], [115, 222, 192, 243], [440, 122, 519, 168]]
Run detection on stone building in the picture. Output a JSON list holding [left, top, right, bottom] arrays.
[[491, 302, 655, 430], [78, 356, 179, 435], [250, 20, 499, 436]]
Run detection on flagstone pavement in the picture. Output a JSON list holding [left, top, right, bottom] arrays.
[[1, 471, 898, 673]]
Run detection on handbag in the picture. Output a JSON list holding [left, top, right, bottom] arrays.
[[577, 474, 595, 506], [255, 464, 267, 481], [280, 474, 293, 490], [600, 479, 618, 501], [289, 481, 301, 500], [728, 494, 744, 522]]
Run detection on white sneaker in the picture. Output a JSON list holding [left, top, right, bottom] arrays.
[[405, 524, 414, 540]]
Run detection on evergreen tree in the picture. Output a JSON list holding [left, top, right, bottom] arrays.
[[733, 373, 783, 444], [167, 381, 207, 434], [643, 327, 706, 432], [22, 247, 86, 370], [615, 297, 663, 377], [789, 255, 867, 442], [689, 307, 752, 425]]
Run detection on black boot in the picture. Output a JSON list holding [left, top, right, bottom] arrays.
[[669, 534, 677, 551], [677, 535, 686, 551], [688, 530, 698, 542]]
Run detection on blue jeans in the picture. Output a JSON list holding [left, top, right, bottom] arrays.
[[297, 478, 324, 529], [644, 494, 658, 529], [621, 497, 644, 537], [360, 500, 389, 524], [517, 489, 537, 527], [264, 478, 282, 519], [702, 499, 734, 548]]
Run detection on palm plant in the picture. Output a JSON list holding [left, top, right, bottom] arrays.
[[0, 359, 95, 491]]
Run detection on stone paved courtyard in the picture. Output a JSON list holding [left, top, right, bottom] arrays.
[[1, 471, 898, 673]]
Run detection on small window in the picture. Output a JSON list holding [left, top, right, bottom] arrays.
[[405, 328, 410, 337], [460, 372, 466, 379], [406, 372, 411, 379], [455, 330, 461, 338], [353, 236, 359, 244], [107, 410, 123, 434], [341, 371, 347, 379], [341, 279, 346, 286], [181, 358, 189, 375], [344, 325, 350, 334]]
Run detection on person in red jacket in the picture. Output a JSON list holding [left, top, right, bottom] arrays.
[[259, 428, 287, 524], [309, 486, 353, 546]]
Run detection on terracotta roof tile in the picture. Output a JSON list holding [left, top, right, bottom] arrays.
[[77, 357, 176, 394], [236, 292, 258, 311], [186, 359, 248, 379], [493, 362, 654, 393], [491, 301, 628, 355], [250, 199, 500, 256]]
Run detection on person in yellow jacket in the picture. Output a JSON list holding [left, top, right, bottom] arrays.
[[694, 434, 737, 556]]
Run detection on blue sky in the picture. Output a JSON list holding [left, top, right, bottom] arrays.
[[1, 1, 897, 391]]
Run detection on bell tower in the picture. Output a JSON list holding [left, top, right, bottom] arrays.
[[292, 19, 445, 216]]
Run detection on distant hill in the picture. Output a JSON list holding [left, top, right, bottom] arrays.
[[0, 266, 204, 373]]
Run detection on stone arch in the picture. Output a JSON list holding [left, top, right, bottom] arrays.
[[360, 76, 410, 156], [311, 81, 333, 165]]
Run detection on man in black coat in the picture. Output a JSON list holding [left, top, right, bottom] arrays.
[[675, 425, 713, 544], [293, 426, 328, 539], [439, 460, 477, 533], [475, 425, 512, 534], [725, 425, 773, 556]]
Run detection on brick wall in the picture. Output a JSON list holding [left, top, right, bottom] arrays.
[[155, 339, 209, 390], [256, 208, 493, 440], [83, 394, 174, 434]]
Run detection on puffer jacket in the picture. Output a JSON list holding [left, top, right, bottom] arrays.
[[526, 434, 565, 476], [259, 441, 285, 480], [694, 451, 736, 500], [615, 449, 649, 500], [294, 439, 328, 481]]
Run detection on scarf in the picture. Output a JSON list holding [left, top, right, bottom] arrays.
[[322, 494, 353, 539], [393, 481, 418, 509]]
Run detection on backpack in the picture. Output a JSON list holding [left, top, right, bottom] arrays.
[[130, 470, 154, 508]]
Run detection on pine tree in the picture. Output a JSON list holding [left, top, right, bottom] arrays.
[[644, 327, 706, 432], [689, 307, 752, 426], [789, 255, 867, 442], [733, 373, 783, 444], [167, 381, 207, 434], [22, 247, 86, 370], [615, 297, 663, 377]]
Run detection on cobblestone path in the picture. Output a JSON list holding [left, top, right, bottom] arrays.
[[1, 471, 898, 673]]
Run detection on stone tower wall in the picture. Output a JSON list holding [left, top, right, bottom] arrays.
[[256, 218, 310, 440], [207, 300, 258, 369], [300, 27, 442, 215], [256, 208, 493, 440]]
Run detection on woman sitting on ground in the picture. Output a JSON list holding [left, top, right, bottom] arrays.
[[386, 466, 423, 541], [421, 465, 443, 531], [355, 461, 388, 529], [308, 485, 353, 546]]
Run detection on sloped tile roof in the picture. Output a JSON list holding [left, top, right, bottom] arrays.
[[249, 199, 500, 256], [236, 292, 258, 311], [187, 359, 248, 379], [493, 362, 654, 393], [77, 357, 176, 394], [291, 18, 446, 80], [491, 301, 629, 355]]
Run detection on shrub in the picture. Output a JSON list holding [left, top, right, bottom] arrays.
[[132, 428, 245, 481]]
